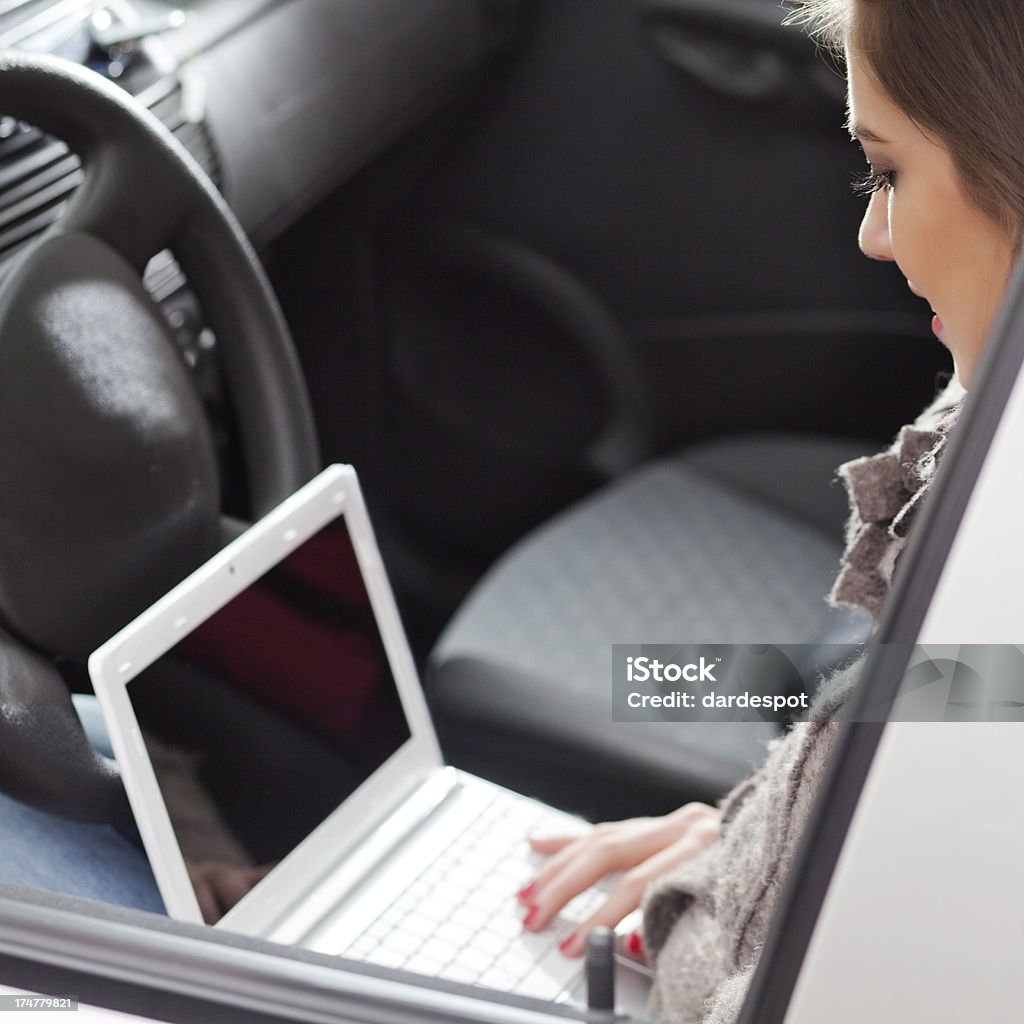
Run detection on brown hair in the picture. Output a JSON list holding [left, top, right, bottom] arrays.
[[790, 0, 1024, 239]]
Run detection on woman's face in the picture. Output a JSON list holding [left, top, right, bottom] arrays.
[[847, 48, 1016, 387]]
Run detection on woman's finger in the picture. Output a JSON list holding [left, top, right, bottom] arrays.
[[523, 841, 621, 932], [528, 832, 583, 855], [519, 831, 592, 902], [554, 875, 649, 956]]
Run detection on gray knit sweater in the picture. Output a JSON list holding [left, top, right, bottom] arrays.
[[641, 382, 963, 1024]]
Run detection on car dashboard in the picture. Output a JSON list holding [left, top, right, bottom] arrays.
[[0, 0, 507, 297], [0, 0, 509, 497]]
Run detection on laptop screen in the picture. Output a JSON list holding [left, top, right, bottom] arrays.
[[123, 512, 411, 922]]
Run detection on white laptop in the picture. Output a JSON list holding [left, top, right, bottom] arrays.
[[89, 464, 651, 1011]]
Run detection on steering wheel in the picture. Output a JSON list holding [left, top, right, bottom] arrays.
[[0, 54, 320, 822]]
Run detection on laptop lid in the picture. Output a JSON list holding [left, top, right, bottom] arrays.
[[89, 465, 443, 932]]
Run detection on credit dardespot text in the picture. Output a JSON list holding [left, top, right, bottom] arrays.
[[626, 690, 809, 712]]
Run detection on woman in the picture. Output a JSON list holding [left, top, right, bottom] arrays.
[[520, 2, 1020, 1020]]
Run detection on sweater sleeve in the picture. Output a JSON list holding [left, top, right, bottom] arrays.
[[643, 658, 861, 1024], [700, 962, 756, 1024]]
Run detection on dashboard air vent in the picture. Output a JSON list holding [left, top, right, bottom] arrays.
[[0, 1, 222, 299]]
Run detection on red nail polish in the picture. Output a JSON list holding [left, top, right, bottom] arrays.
[[523, 905, 540, 928], [559, 932, 577, 954], [517, 881, 536, 902], [626, 931, 645, 957]]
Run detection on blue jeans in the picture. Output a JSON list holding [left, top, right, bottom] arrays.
[[0, 695, 165, 914]]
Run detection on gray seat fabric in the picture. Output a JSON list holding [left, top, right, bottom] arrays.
[[427, 435, 873, 818]]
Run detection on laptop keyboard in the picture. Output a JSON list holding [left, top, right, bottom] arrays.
[[337, 784, 606, 1001]]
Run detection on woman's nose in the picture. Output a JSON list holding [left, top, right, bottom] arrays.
[[858, 190, 894, 261]]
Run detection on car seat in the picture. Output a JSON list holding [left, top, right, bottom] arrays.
[[426, 433, 874, 820]]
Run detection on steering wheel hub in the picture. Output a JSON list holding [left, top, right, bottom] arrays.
[[0, 231, 220, 654]]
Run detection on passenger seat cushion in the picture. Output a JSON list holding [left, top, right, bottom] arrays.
[[680, 434, 870, 538], [427, 435, 873, 810], [433, 436, 869, 693]]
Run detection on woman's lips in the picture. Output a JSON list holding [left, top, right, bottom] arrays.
[[908, 282, 941, 337]]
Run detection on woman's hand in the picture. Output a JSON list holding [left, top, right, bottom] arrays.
[[519, 802, 721, 957]]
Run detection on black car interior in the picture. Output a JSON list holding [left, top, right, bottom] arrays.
[[0, 0, 950, 892]]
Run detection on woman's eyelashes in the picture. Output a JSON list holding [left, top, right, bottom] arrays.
[[852, 168, 896, 195]]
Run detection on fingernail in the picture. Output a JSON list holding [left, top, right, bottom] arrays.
[[626, 931, 644, 957], [523, 905, 540, 929], [517, 881, 536, 902], [559, 931, 578, 955]]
